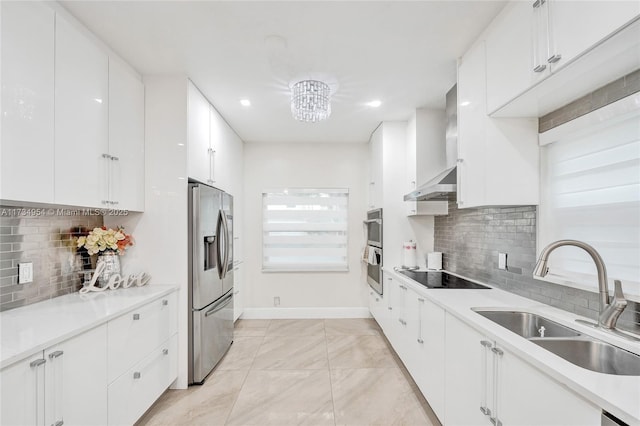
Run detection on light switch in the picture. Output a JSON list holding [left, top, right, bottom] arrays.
[[18, 262, 33, 284], [498, 253, 507, 270]]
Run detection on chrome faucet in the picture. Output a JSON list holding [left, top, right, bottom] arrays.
[[533, 240, 627, 330]]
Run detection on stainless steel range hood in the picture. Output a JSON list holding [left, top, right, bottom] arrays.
[[403, 166, 456, 201], [404, 84, 458, 202]]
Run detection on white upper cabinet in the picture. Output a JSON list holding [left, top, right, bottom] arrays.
[[54, 14, 109, 208], [188, 82, 212, 185], [457, 40, 539, 208], [0, 1, 55, 203], [546, 0, 639, 73], [486, 1, 547, 113], [486, 0, 640, 115], [108, 57, 145, 211], [368, 124, 383, 210], [187, 81, 243, 195]]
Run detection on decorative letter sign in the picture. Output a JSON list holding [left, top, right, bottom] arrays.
[[79, 262, 151, 294]]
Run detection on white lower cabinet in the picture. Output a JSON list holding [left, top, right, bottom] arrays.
[[405, 289, 445, 422], [108, 334, 178, 426], [444, 313, 601, 426], [0, 291, 178, 426], [0, 324, 108, 426]]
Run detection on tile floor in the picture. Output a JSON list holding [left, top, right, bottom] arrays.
[[136, 319, 440, 426]]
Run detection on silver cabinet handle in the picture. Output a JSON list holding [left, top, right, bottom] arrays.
[[533, 64, 547, 72], [547, 54, 562, 63], [418, 298, 424, 302], [387, 277, 392, 281], [48, 350, 64, 359], [163, 349, 169, 355], [30, 359, 46, 368], [54, 421, 64, 426], [417, 338, 424, 344], [133, 372, 141, 379], [102, 153, 112, 160], [162, 299, 168, 306], [110, 156, 119, 161], [491, 347, 504, 356], [480, 340, 492, 417], [387, 307, 392, 310], [456, 158, 464, 163], [133, 313, 140, 320]]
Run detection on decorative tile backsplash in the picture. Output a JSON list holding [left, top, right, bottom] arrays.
[[0, 206, 103, 312], [434, 194, 639, 334], [539, 69, 640, 133]]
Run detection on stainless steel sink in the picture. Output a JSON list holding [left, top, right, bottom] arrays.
[[472, 309, 640, 376], [473, 310, 581, 338], [531, 338, 640, 376]]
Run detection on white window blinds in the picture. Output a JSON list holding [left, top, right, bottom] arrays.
[[539, 109, 640, 297], [262, 188, 349, 272]]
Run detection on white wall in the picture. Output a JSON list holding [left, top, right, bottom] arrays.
[[242, 142, 369, 318]]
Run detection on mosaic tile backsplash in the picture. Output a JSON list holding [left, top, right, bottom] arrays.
[[0, 206, 103, 312], [434, 194, 640, 334]]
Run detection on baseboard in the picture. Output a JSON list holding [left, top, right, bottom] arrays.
[[240, 307, 371, 319]]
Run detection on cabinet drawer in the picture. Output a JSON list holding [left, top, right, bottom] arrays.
[[107, 292, 177, 383], [107, 334, 177, 426]]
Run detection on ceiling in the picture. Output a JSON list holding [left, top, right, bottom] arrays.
[[60, 1, 506, 144]]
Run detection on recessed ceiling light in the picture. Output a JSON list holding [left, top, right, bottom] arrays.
[[240, 99, 251, 107], [366, 100, 382, 108]]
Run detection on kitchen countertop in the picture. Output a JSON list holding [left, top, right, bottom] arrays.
[[0, 285, 178, 369], [384, 267, 640, 425]]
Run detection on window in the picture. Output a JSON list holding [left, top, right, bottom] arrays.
[[262, 188, 349, 272], [539, 98, 640, 297]]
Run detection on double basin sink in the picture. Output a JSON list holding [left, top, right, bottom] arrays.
[[473, 310, 640, 376]]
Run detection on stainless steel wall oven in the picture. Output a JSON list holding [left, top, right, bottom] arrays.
[[365, 208, 383, 295]]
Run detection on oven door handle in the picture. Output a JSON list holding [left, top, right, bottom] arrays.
[[363, 219, 382, 224]]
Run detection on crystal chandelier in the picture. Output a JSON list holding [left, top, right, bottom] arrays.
[[290, 80, 331, 123]]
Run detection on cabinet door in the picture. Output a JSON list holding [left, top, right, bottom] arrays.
[[457, 41, 487, 208], [44, 324, 108, 426], [0, 352, 46, 426], [209, 105, 238, 193], [0, 1, 55, 203], [369, 125, 383, 209], [547, 0, 640, 73], [109, 57, 145, 211], [498, 347, 601, 426], [188, 82, 211, 184], [444, 313, 490, 426], [415, 296, 445, 422], [233, 263, 243, 321], [55, 15, 109, 208], [486, 1, 549, 113]]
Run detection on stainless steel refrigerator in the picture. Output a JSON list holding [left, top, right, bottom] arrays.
[[188, 182, 234, 385]]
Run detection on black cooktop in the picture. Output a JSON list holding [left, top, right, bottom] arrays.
[[397, 270, 490, 289]]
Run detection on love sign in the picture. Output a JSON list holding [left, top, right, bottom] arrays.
[[79, 261, 151, 294]]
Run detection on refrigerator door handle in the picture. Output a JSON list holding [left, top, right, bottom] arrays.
[[221, 210, 231, 279], [204, 292, 233, 317], [216, 210, 225, 279]]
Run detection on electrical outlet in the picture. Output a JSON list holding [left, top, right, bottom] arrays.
[[498, 253, 507, 270], [273, 296, 280, 306], [18, 262, 33, 284]]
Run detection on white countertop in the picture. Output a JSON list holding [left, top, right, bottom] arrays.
[[384, 267, 640, 425], [0, 285, 178, 369]]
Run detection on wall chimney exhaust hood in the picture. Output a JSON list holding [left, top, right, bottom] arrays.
[[404, 84, 458, 202], [403, 166, 456, 201]]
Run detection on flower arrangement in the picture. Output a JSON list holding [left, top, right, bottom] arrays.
[[76, 226, 134, 255]]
